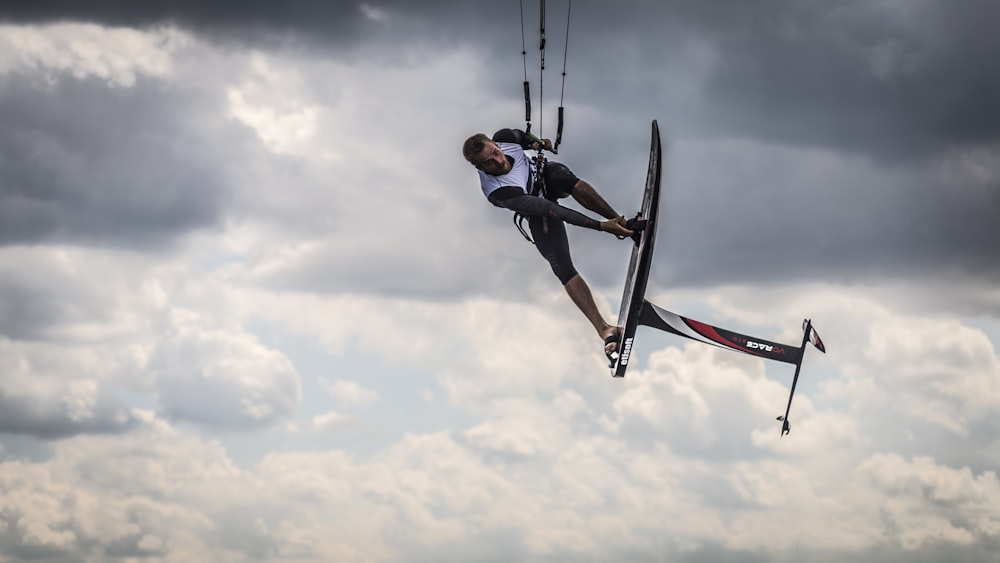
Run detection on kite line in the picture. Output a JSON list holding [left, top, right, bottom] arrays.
[[520, 0, 571, 152]]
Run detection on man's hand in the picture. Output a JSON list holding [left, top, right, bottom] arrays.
[[600, 217, 633, 239], [530, 138, 553, 151]]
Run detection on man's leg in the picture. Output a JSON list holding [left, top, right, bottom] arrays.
[[530, 215, 619, 355], [570, 179, 621, 220], [564, 274, 619, 355], [543, 165, 622, 221]]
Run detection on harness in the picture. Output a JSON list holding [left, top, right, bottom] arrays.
[[513, 153, 548, 244]]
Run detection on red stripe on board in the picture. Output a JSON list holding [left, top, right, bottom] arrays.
[[684, 318, 753, 355]]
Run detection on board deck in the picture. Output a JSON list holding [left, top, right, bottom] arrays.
[[611, 120, 662, 377]]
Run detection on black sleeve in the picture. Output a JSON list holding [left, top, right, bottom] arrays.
[[492, 128, 534, 149], [488, 191, 601, 230]]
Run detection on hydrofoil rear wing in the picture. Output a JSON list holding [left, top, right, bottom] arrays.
[[639, 303, 825, 436]]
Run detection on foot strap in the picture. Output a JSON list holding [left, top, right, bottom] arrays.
[[604, 332, 621, 367], [625, 216, 647, 245]]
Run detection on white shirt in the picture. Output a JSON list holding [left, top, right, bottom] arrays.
[[478, 142, 537, 199]]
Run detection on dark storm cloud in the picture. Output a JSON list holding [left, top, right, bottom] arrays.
[[553, 1, 1000, 293], [684, 0, 1000, 159], [532, 0, 1000, 161], [0, 0, 370, 38], [4, 0, 998, 159], [654, 142, 1000, 288], [0, 73, 235, 250], [0, 0, 509, 52]]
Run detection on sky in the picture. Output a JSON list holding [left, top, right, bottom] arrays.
[[0, 0, 999, 561]]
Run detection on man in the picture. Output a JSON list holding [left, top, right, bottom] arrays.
[[462, 128, 637, 360]]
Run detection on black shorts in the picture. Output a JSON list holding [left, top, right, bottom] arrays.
[[540, 162, 579, 200]]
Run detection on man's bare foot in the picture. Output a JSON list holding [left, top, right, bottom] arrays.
[[601, 326, 621, 357]]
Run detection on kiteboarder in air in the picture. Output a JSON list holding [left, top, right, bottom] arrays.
[[463, 128, 636, 360]]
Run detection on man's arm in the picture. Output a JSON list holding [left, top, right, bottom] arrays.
[[492, 129, 549, 151], [489, 189, 599, 229], [489, 189, 632, 237]]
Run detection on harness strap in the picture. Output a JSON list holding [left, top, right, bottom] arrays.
[[530, 154, 547, 197], [513, 212, 534, 244], [513, 153, 549, 245]]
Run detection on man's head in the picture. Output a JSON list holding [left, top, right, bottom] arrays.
[[463, 133, 511, 175]]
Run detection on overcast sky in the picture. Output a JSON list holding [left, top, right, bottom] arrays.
[[1, 1, 999, 561]]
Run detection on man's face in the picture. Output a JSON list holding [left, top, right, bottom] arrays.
[[473, 141, 511, 175]]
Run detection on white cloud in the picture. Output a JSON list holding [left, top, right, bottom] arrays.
[[319, 378, 377, 408], [858, 313, 1000, 435], [858, 453, 1000, 549], [0, 245, 301, 435], [0, 419, 237, 560], [3, 390, 997, 561], [0, 23, 189, 86], [0, 246, 159, 437], [238, 288, 609, 415], [3, 285, 1000, 560], [311, 410, 352, 431], [150, 311, 301, 429], [605, 342, 792, 452], [226, 53, 323, 156]]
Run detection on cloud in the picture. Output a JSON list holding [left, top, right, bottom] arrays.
[[0, 7, 998, 563], [0, 31, 238, 250], [0, 375, 137, 439], [645, 136, 1000, 291], [319, 379, 377, 408], [225, 53, 323, 156], [858, 453, 1000, 549], [311, 410, 352, 431], [0, 282, 999, 560], [0, 245, 302, 436], [0, 22, 188, 85], [0, 246, 154, 438], [605, 343, 793, 456], [854, 313, 1000, 435], [4, 13, 997, 300], [646, 0, 1000, 160], [4, 1, 1000, 160], [2, 371, 998, 562], [0, 418, 239, 560], [150, 314, 301, 430]]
